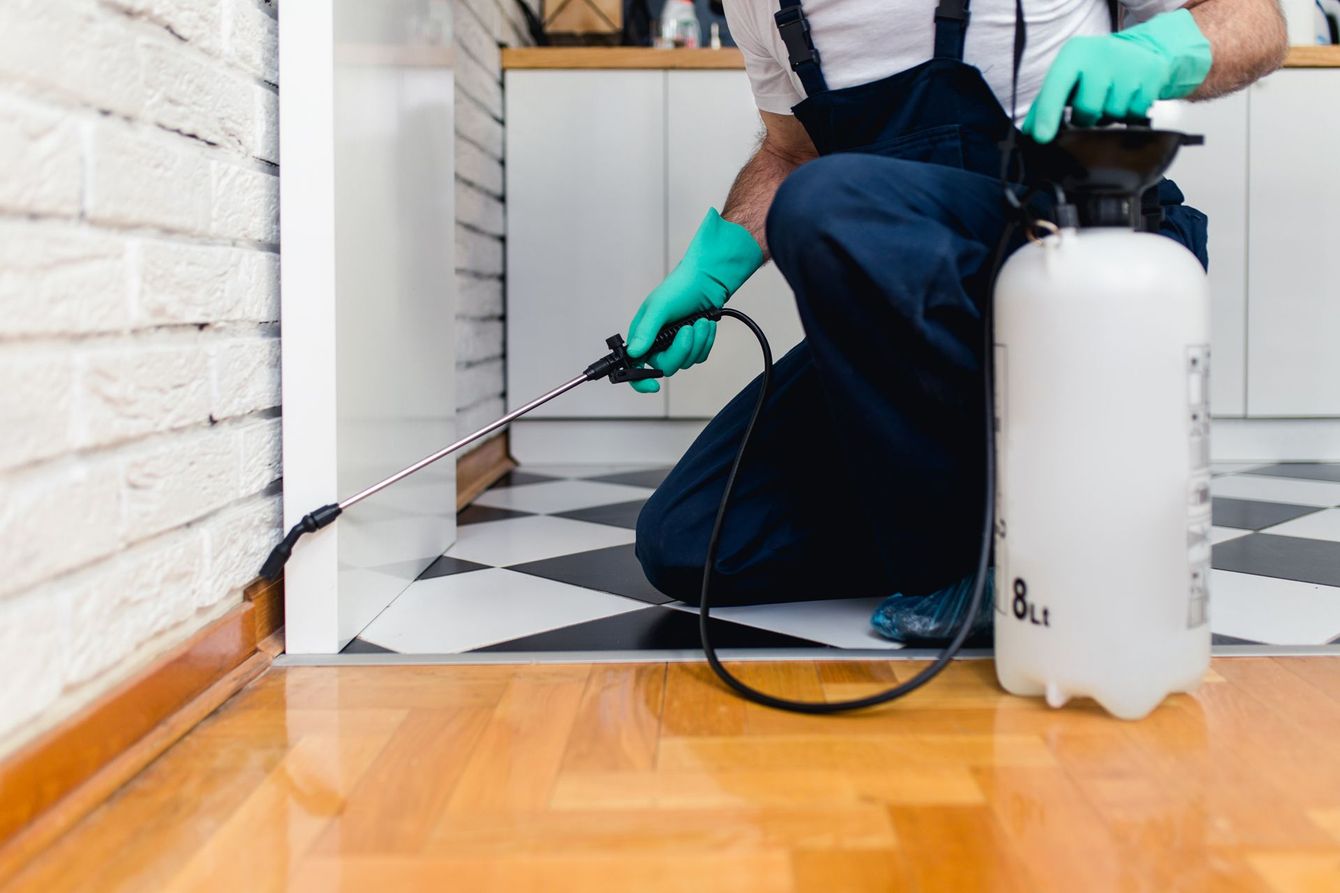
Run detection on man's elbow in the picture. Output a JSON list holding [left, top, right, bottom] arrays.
[[1256, 5, 1290, 78], [1188, 0, 1290, 98]]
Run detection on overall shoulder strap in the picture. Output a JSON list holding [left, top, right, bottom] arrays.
[[774, 0, 828, 96], [933, 0, 971, 61]]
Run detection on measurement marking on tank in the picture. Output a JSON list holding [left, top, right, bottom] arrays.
[[1011, 578, 1050, 628], [1186, 345, 1212, 629]]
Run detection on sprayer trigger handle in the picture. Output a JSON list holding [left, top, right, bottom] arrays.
[[646, 307, 724, 355]]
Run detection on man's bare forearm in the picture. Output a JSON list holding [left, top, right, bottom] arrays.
[[1185, 0, 1288, 98], [721, 123, 816, 261]]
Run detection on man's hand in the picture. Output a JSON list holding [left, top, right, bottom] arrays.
[[623, 210, 763, 393], [1023, 9, 1212, 144], [623, 111, 811, 393]]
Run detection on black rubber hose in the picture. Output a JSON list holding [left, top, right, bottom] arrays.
[[696, 291, 1001, 712]]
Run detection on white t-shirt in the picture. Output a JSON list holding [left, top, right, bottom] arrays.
[[724, 0, 1186, 121]]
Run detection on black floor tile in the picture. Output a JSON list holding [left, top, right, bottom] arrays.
[[1212, 534, 1340, 588], [491, 469, 561, 488], [1248, 463, 1340, 484], [586, 467, 673, 489], [1212, 633, 1262, 646], [506, 543, 672, 604], [1211, 497, 1320, 531], [457, 504, 534, 526], [342, 637, 395, 654], [474, 605, 829, 652], [553, 499, 646, 530], [417, 555, 492, 580]]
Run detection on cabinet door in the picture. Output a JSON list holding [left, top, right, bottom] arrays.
[[1246, 71, 1340, 416], [1151, 92, 1248, 417], [505, 71, 667, 418], [665, 70, 806, 418]]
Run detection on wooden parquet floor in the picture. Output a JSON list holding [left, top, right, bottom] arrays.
[[7, 658, 1340, 892]]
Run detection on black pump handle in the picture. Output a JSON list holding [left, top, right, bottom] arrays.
[[1092, 112, 1153, 128]]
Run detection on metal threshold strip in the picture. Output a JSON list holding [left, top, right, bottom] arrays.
[[273, 643, 1340, 668]]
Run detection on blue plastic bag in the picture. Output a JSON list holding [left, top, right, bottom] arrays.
[[871, 568, 995, 645]]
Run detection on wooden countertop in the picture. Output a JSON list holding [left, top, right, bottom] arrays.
[[1285, 45, 1340, 67], [503, 44, 1340, 70], [503, 47, 740, 69]]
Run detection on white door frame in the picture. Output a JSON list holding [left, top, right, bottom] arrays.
[[278, 1, 458, 653]]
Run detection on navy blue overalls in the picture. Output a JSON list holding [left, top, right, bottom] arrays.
[[636, 0, 1208, 606]]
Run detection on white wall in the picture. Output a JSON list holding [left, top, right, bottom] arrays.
[[0, 0, 281, 755]]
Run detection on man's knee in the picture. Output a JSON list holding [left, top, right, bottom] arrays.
[[767, 156, 943, 285], [767, 155, 872, 267], [634, 486, 705, 604]]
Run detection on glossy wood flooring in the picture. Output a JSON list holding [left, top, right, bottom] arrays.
[[8, 658, 1340, 892]]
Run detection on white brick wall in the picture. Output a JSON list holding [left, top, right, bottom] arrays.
[[453, 0, 537, 434], [0, 0, 528, 756], [0, 0, 281, 755]]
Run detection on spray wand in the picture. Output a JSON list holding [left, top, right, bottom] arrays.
[[258, 308, 722, 581]]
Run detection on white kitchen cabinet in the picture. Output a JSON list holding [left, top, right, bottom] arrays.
[[1245, 70, 1340, 416], [507, 65, 1340, 442], [1152, 91, 1249, 417], [505, 71, 667, 418], [665, 71, 806, 417]]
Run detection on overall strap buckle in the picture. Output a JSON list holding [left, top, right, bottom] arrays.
[[774, 0, 828, 95], [933, 0, 971, 61]]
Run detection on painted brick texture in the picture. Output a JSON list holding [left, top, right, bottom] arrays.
[[454, 0, 535, 432], [0, 0, 281, 755], [0, 0, 527, 756]]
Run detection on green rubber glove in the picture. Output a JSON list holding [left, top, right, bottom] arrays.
[[624, 208, 764, 393], [1023, 9, 1212, 144]]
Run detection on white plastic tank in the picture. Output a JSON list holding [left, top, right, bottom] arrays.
[[992, 223, 1211, 720]]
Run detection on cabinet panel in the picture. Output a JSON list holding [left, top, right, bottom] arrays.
[[505, 71, 667, 417], [665, 71, 806, 418], [1246, 71, 1340, 416], [1151, 92, 1248, 417]]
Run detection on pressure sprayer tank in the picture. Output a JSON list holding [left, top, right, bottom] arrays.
[[992, 126, 1211, 720]]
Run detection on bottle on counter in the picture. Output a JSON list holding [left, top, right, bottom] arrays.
[[659, 0, 701, 48]]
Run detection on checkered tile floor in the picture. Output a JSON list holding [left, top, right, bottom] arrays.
[[343, 462, 1340, 655]]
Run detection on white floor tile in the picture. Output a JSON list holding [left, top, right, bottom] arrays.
[[1210, 474, 1340, 508], [473, 479, 654, 514], [1211, 463, 1264, 476], [668, 598, 903, 650], [1209, 570, 1340, 646], [336, 567, 413, 646], [525, 463, 664, 480], [1211, 526, 1251, 545], [358, 569, 647, 653], [442, 515, 636, 567], [337, 515, 455, 568], [1260, 508, 1340, 543]]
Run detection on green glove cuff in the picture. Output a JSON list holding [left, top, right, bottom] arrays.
[[1115, 9, 1213, 100], [685, 208, 765, 303]]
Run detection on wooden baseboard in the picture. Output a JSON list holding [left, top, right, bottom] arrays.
[[456, 432, 516, 511], [0, 577, 286, 885], [0, 432, 502, 877], [244, 575, 284, 644]]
